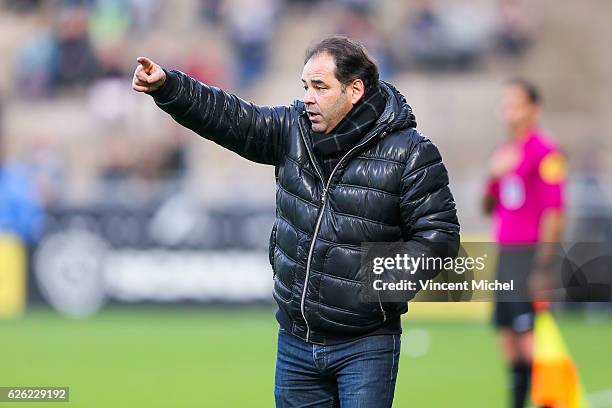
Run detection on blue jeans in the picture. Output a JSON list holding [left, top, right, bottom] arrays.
[[274, 327, 401, 408]]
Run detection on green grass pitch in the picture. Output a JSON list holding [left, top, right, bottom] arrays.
[[1, 307, 611, 407]]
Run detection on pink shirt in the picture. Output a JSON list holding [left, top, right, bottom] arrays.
[[486, 129, 566, 243]]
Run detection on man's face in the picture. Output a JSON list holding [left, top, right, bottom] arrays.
[[301, 53, 362, 134], [500, 84, 539, 131]]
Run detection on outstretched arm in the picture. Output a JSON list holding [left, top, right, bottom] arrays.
[[132, 57, 289, 166]]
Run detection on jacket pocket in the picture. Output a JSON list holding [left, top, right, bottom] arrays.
[[269, 221, 278, 276]]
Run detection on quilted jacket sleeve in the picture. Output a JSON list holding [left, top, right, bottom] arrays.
[[397, 137, 461, 295], [150, 70, 289, 166]]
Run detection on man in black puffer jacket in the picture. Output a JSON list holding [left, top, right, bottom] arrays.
[[134, 36, 459, 408]]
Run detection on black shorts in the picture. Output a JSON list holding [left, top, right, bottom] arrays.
[[492, 246, 536, 332], [493, 301, 535, 332]]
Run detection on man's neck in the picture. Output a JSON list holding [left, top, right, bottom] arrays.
[[510, 122, 535, 142]]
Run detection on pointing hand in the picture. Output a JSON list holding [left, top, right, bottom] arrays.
[[132, 56, 166, 93]]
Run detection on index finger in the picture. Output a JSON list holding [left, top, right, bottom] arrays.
[[137, 56, 154, 74]]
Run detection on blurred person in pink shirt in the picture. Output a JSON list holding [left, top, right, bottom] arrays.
[[483, 79, 566, 408]]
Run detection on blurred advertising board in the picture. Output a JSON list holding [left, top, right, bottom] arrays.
[[0, 234, 27, 318], [30, 205, 275, 317]]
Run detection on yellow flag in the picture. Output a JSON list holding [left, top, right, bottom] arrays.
[[532, 310, 589, 408]]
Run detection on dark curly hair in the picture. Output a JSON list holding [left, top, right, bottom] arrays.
[[304, 36, 380, 94], [507, 78, 542, 105]]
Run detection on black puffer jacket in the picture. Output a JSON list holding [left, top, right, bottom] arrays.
[[152, 70, 460, 344]]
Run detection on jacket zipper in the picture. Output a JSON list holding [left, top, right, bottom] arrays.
[[297, 118, 326, 342], [297, 112, 394, 341], [377, 286, 387, 322]]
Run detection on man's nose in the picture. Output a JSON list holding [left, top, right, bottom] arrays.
[[303, 88, 316, 104]]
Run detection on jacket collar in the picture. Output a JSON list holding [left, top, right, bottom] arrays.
[[296, 80, 417, 142]]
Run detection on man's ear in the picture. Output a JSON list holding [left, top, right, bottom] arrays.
[[349, 79, 365, 105]]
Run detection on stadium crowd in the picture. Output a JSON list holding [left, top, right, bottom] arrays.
[[0, 0, 534, 213]]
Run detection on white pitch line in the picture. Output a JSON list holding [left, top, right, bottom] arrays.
[[525, 387, 612, 408], [589, 388, 612, 407]]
